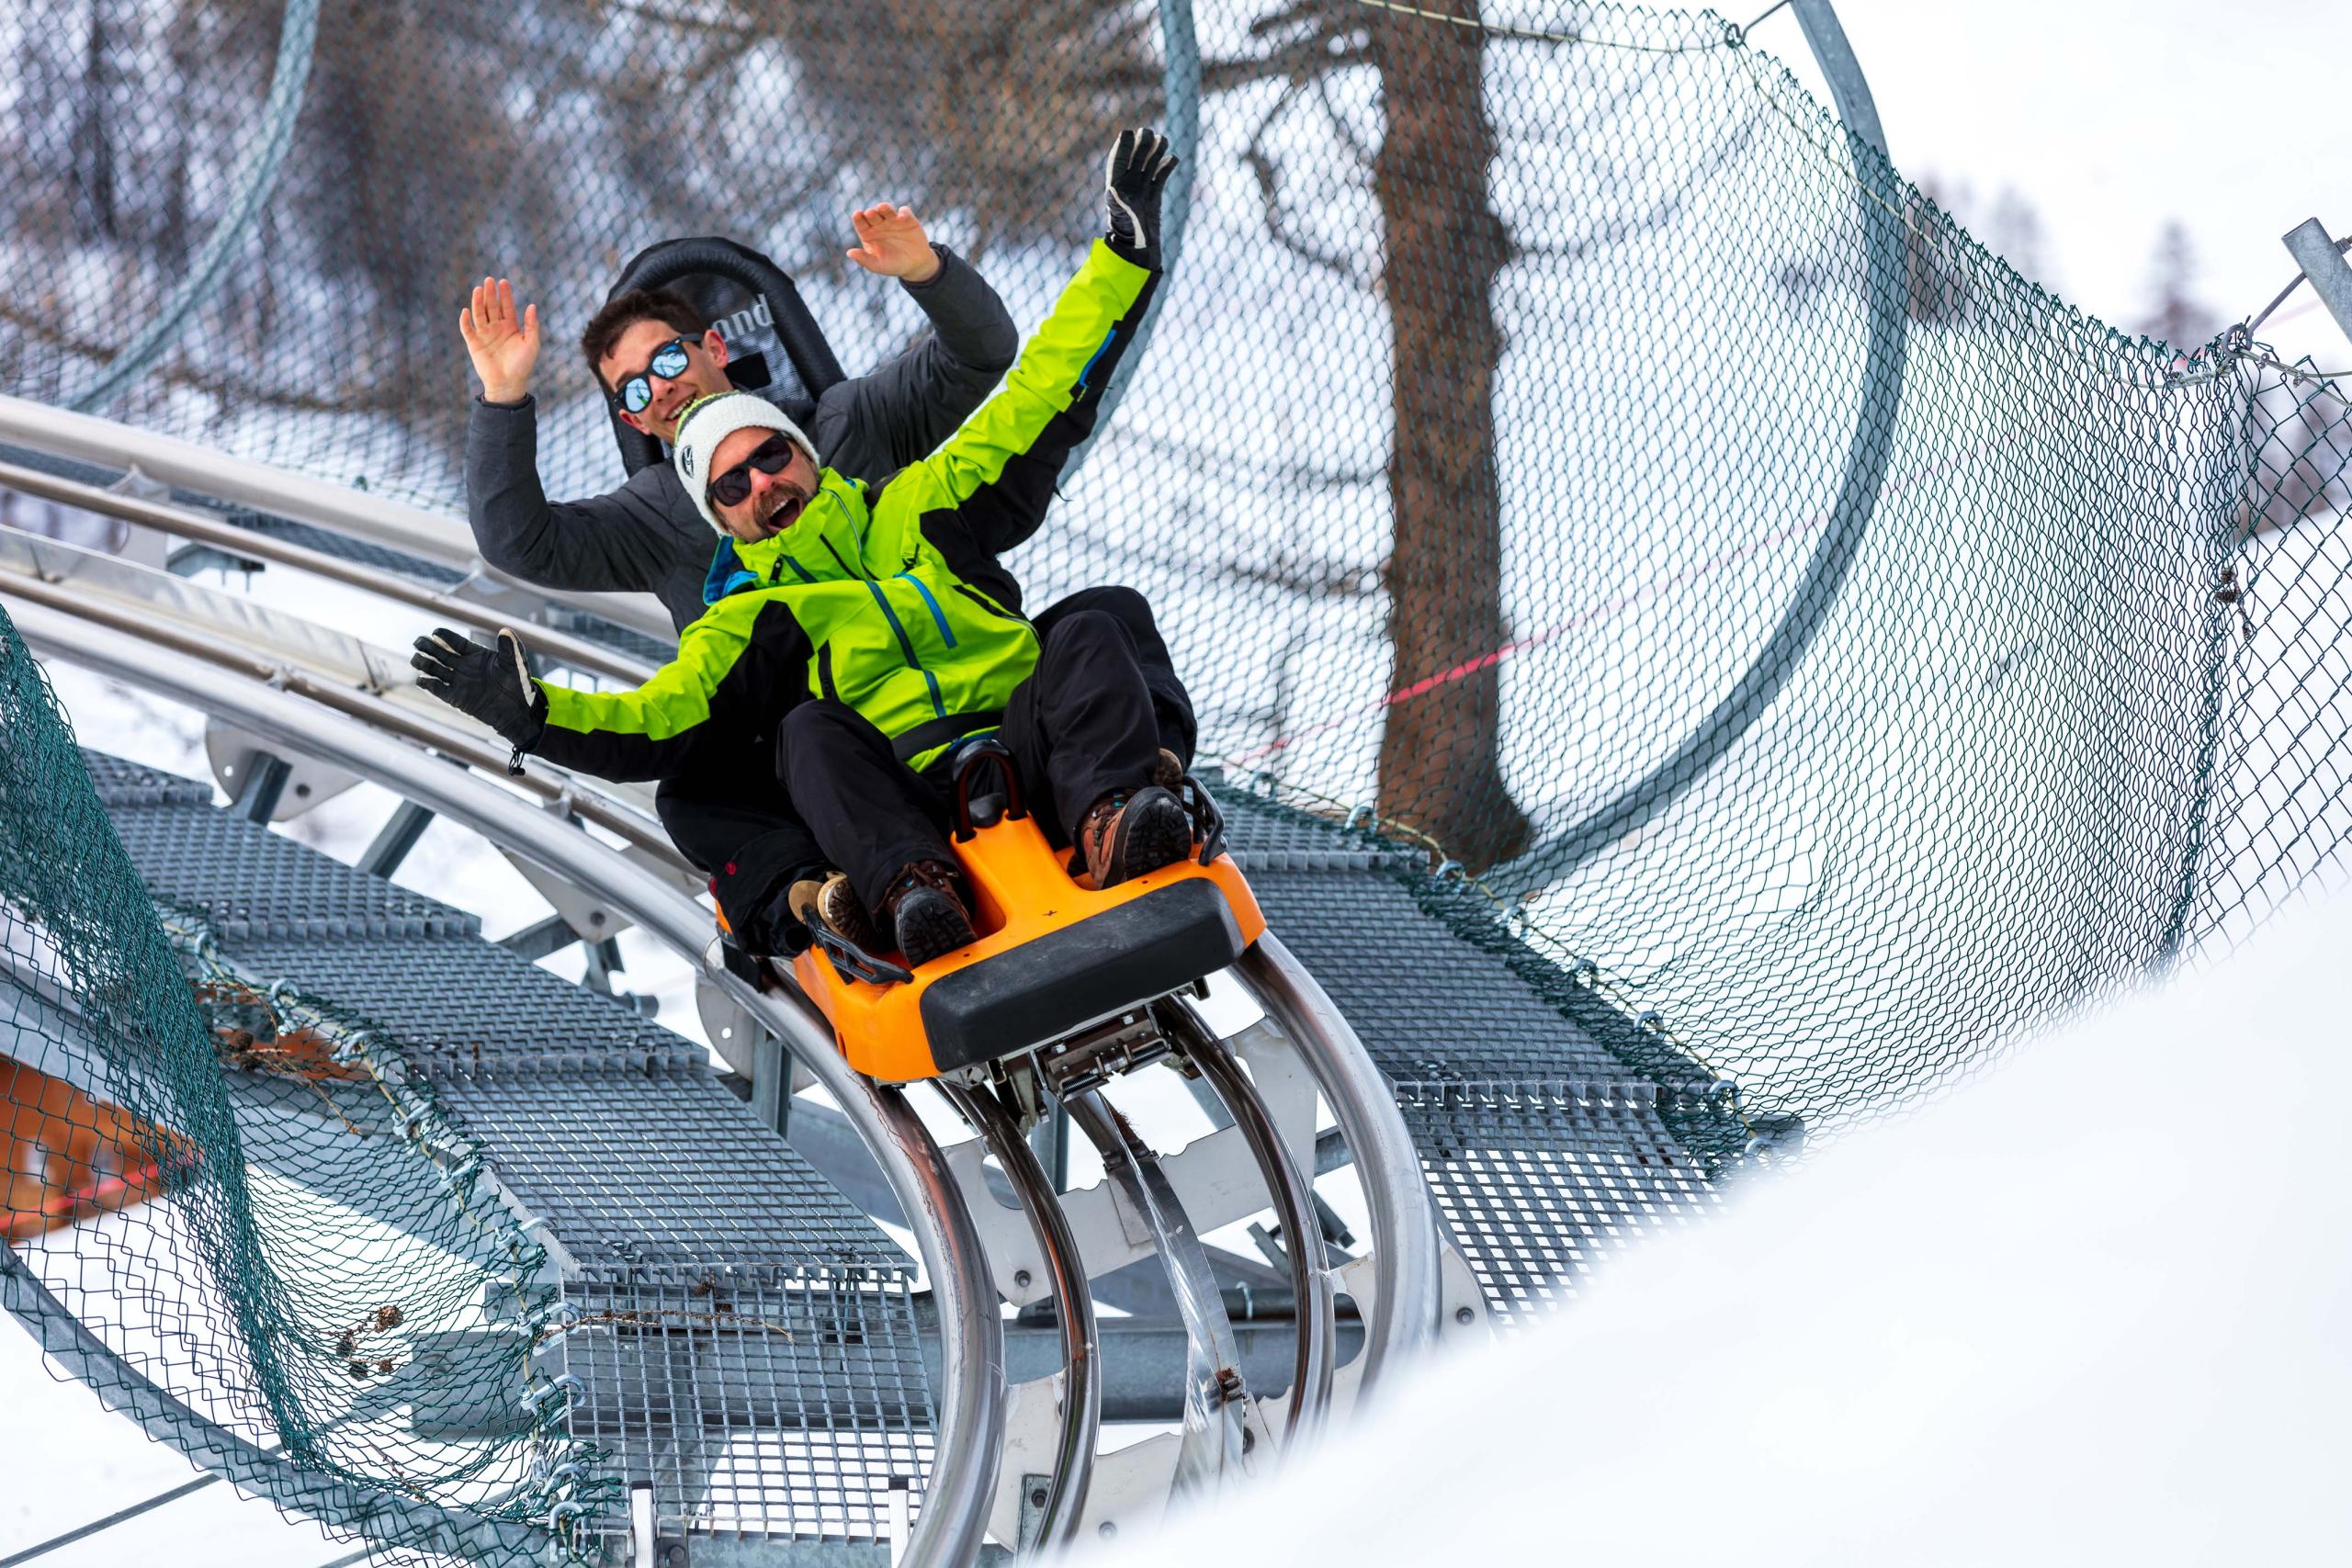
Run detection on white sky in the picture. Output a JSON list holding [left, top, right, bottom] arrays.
[[10, 3, 2352, 1562], [1774, 0, 2352, 364]]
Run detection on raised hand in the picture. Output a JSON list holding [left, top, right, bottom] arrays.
[[1103, 127, 1179, 265], [457, 276, 541, 403], [845, 204, 944, 284]]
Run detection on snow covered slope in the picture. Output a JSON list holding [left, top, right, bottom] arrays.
[[1102, 886, 2352, 1566]]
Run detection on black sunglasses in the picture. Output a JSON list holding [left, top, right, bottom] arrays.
[[607, 336, 694, 415], [707, 433, 801, 509]]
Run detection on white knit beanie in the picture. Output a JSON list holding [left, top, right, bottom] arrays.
[[672, 390, 817, 536]]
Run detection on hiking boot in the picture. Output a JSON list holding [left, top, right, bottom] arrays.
[[879, 860, 978, 967], [1079, 785, 1191, 889], [1151, 747, 1186, 791], [787, 871, 883, 953]]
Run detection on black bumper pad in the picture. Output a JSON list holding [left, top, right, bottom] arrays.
[[920, 878, 1246, 1072]]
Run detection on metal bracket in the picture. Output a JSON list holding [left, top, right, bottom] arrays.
[[207, 718, 360, 821], [628, 1482, 690, 1568], [106, 465, 175, 571], [498, 847, 635, 946], [695, 978, 777, 1081], [944, 1019, 1320, 1310]]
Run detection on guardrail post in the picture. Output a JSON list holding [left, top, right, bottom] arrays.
[[231, 751, 291, 823]]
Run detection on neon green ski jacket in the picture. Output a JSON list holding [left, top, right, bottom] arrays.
[[524, 239, 1159, 781]]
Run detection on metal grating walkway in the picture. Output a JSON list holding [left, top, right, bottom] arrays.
[[1216, 787, 1738, 1325], [88, 751, 934, 1550]]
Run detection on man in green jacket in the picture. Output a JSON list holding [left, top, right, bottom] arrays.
[[458, 205, 1020, 953], [414, 129, 1189, 966]]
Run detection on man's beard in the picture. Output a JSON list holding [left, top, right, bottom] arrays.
[[748, 479, 812, 538]]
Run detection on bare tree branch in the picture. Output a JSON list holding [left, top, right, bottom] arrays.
[[1242, 82, 1375, 287]]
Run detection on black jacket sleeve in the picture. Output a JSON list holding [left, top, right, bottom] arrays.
[[528, 595, 813, 783], [466, 395, 682, 593], [810, 243, 1020, 486]]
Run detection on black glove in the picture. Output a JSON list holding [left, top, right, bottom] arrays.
[[1103, 126, 1179, 266], [410, 626, 547, 760]]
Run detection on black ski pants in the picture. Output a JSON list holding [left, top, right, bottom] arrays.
[[655, 733, 820, 952], [660, 585, 1193, 945], [781, 604, 1172, 914]]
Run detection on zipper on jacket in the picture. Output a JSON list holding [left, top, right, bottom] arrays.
[[952, 583, 1030, 625], [823, 533, 946, 719]]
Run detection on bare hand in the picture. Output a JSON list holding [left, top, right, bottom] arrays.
[[458, 276, 541, 403], [845, 204, 943, 284]]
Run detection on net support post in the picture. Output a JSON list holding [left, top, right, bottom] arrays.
[[1493, 0, 1908, 894], [1789, 0, 1888, 157], [232, 750, 292, 823], [2281, 220, 2352, 347], [358, 800, 435, 878]]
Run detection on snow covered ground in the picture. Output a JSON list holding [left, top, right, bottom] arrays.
[[1100, 881, 2352, 1568]]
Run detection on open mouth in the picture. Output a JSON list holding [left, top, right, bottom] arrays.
[[763, 491, 805, 534]]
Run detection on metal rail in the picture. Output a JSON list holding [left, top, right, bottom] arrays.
[[0, 392, 674, 642], [1167, 1000, 1335, 1438], [1237, 937, 1443, 1388], [0, 457, 655, 685], [1063, 1088, 1252, 1488], [0, 565, 685, 874], [940, 1081, 1099, 1549], [4, 598, 1004, 1568]]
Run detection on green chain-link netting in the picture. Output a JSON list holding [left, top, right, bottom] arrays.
[[1, 607, 584, 1562], [6, 0, 2352, 1560]]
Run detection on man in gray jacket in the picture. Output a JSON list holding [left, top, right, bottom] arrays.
[[458, 202, 1020, 951], [461, 202, 1016, 630]]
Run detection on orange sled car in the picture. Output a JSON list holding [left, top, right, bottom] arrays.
[[778, 741, 1261, 1084]]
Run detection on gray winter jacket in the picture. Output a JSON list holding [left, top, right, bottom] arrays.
[[465, 243, 1019, 633]]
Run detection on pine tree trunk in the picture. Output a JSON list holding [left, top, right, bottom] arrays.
[[1371, 2, 1531, 869]]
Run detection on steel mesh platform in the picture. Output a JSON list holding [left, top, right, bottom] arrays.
[[1396, 1081, 1723, 1322], [1216, 787, 1740, 1316], [561, 1275, 933, 1541], [88, 750, 932, 1551]]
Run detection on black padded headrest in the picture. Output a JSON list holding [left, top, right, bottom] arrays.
[[604, 236, 848, 477]]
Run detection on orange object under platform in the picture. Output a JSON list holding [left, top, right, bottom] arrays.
[[2, 1055, 177, 1243]]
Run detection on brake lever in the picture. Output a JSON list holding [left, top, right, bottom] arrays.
[[808, 922, 915, 987], [1181, 775, 1227, 864]]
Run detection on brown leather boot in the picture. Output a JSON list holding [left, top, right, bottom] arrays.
[[877, 860, 978, 967], [1078, 785, 1190, 888], [787, 871, 883, 953], [1151, 748, 1186, 791]]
